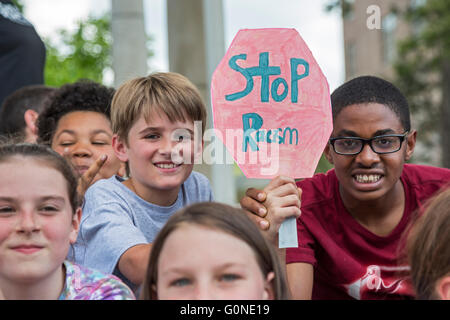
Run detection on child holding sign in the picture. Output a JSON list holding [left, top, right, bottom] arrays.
[[140, 202, 289, 300], [241, 76, 450, 299], [72, 72, 214, 293], [0, 143, 134, 299]]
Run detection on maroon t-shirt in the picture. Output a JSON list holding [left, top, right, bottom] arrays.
[[286, 164, 450, 300]]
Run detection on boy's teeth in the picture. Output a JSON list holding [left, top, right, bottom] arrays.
[[156, 163, 177, 169], [355, 174, 381, 183]]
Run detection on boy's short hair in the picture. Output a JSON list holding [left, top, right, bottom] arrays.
[[0, 85, 56, 139], [331, 75, 411, 131], [37, 80, 115, 144], [111, 72, 207, 143]]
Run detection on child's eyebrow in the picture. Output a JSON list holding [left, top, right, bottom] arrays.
[[91, 129, 112, 137], [138, 127, 164, 134], [39, 196, 66, 203], [372, 129, 397, 136], [335, 129, 396, 137], [55, 129, 76, 138], [0, 196, 66, 203], [139, 127, 195, 134], [55, 129, 112, 137]]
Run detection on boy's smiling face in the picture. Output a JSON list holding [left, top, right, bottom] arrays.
[[324, 103, 416, 205], [51, 111, 123, 183], [113, 111, 199, 204]]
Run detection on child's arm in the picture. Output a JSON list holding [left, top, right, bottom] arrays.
[[117, 244, 152, 286], [287, 263, 314, 300]]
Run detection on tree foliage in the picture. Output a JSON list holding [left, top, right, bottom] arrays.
[[44, 14, 112, 86], [394, 0, 450, 167]]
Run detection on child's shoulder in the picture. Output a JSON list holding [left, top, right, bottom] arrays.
[[402, 163, 450, 184], [84, 175, 129, 198], [185, 170, 211, 184], [62, 261, 135, 300], [82, 175, 139, 212], [182, 171, 214, 201]]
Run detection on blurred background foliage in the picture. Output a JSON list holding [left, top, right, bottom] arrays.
[[44, 14, 112, 86]]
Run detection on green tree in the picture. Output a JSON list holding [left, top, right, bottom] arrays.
[[394, 0, 450, 168], [44, 14, 112, 86], [44, 13, 153, 87]]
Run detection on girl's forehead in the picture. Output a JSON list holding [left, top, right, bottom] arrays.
[[0, 157, 66, 182]]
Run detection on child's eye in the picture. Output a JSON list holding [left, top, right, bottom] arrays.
[[92, 141, 108, 145], [145, 134, 160, 140], [60, 142, 74, 146], [176, 134, 191, 142], [219, 273, 241, 282], [39, 206, 59, 214], [170, 278, 191, 287], [0, 206, 15, 215]]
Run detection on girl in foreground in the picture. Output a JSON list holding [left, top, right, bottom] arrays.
[[141, 202, 290, 300], [407, 187, 450, 300], [0, 143, 134, 300]]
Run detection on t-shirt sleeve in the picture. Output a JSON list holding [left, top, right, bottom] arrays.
[[76, 190, 148, 275], [188, 171, 214, 202], [89, 276, 136, 300], [286, 213, 317, 267]]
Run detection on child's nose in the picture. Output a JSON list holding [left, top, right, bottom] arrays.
[[16, 210, 40, 234], [355, 143, 380, 166], [71, 142, 93, 158], [192, 282, 215, 300], [158, 137, 176, 155]]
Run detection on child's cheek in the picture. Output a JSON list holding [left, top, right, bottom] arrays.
[[41, 219, 74, 251], [0, 224, 12, 247]]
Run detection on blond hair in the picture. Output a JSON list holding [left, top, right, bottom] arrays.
[[111, 72, 207, 143]]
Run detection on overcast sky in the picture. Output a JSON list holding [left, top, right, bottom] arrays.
[[23, 0, 344, 91]]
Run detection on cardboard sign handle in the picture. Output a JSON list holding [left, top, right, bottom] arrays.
[[279, 217, 298, 248]]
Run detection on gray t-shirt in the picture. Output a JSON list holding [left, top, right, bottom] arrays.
[[71, 171, 213, 291]]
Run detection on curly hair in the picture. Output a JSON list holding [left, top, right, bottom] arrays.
[[36, 80, 115, 145]]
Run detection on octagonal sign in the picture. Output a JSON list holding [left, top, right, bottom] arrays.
[[211, 28, 332, 180]]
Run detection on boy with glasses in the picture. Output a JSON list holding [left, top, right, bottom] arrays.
[[240, 75, 450, 299]]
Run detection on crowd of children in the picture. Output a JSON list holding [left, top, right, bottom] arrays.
[[0, 72, 448, 300]]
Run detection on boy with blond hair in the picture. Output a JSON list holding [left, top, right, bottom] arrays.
[[72, 72, 213, 291]]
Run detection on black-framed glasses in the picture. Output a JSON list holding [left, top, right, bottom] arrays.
[[329, 131, 409, 155]]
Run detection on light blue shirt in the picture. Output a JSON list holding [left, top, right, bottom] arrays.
[[71, 171, 213, 291]]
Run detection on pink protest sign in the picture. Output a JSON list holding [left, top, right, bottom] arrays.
[[211, 28, 332, 179]]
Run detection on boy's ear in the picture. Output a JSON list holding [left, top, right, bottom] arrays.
[[324, 143, 334, 165], [112, 134, 129, 162], [23, 109, 39, 142], [404, 130, 416, 161]]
